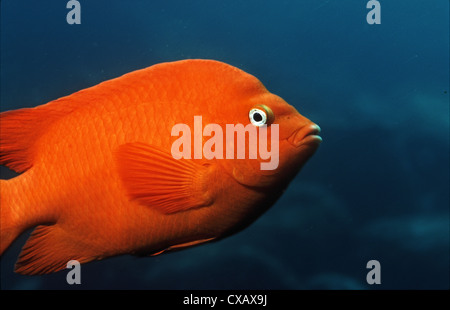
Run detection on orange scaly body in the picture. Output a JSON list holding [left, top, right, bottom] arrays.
[[0, 59, 321, 274]]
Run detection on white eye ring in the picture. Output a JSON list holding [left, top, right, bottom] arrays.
[[249, 108, 267, 127]]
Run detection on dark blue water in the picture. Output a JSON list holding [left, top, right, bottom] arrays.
[[1, 0, 448, 289]]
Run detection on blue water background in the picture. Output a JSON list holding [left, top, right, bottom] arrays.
[[1, 0, 448, 289]]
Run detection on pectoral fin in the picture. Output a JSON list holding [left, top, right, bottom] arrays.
[[116, 142, 214, 214]]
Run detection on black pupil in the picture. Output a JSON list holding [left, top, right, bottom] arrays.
[[253, 112, 263, 122]]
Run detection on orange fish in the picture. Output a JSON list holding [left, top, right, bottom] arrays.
[[0, 59, 321, 275]]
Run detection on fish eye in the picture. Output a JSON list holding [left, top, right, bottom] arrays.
[[249, 108, 267, 126], [249, 105, 273, 127]]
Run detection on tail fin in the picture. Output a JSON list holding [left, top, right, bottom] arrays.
[[0, 107, 38, 254], [0, 179, 23, 254], [0, 106, 52, 255], [0, 102, 76, 258]]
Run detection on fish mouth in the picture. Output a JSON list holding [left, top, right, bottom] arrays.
[[288, 124, 322, 148]]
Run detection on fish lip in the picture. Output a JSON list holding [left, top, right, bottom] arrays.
[[288, 124, 322, 147]]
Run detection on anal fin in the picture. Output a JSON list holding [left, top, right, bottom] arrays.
[[15, 225, 96, 275]]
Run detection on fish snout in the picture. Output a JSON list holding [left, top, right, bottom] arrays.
[[287, 123, 322, 148]]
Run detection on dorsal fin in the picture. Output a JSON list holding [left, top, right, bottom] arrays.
[[0, 99, 75, 173], [0, 67, 155, 174]]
